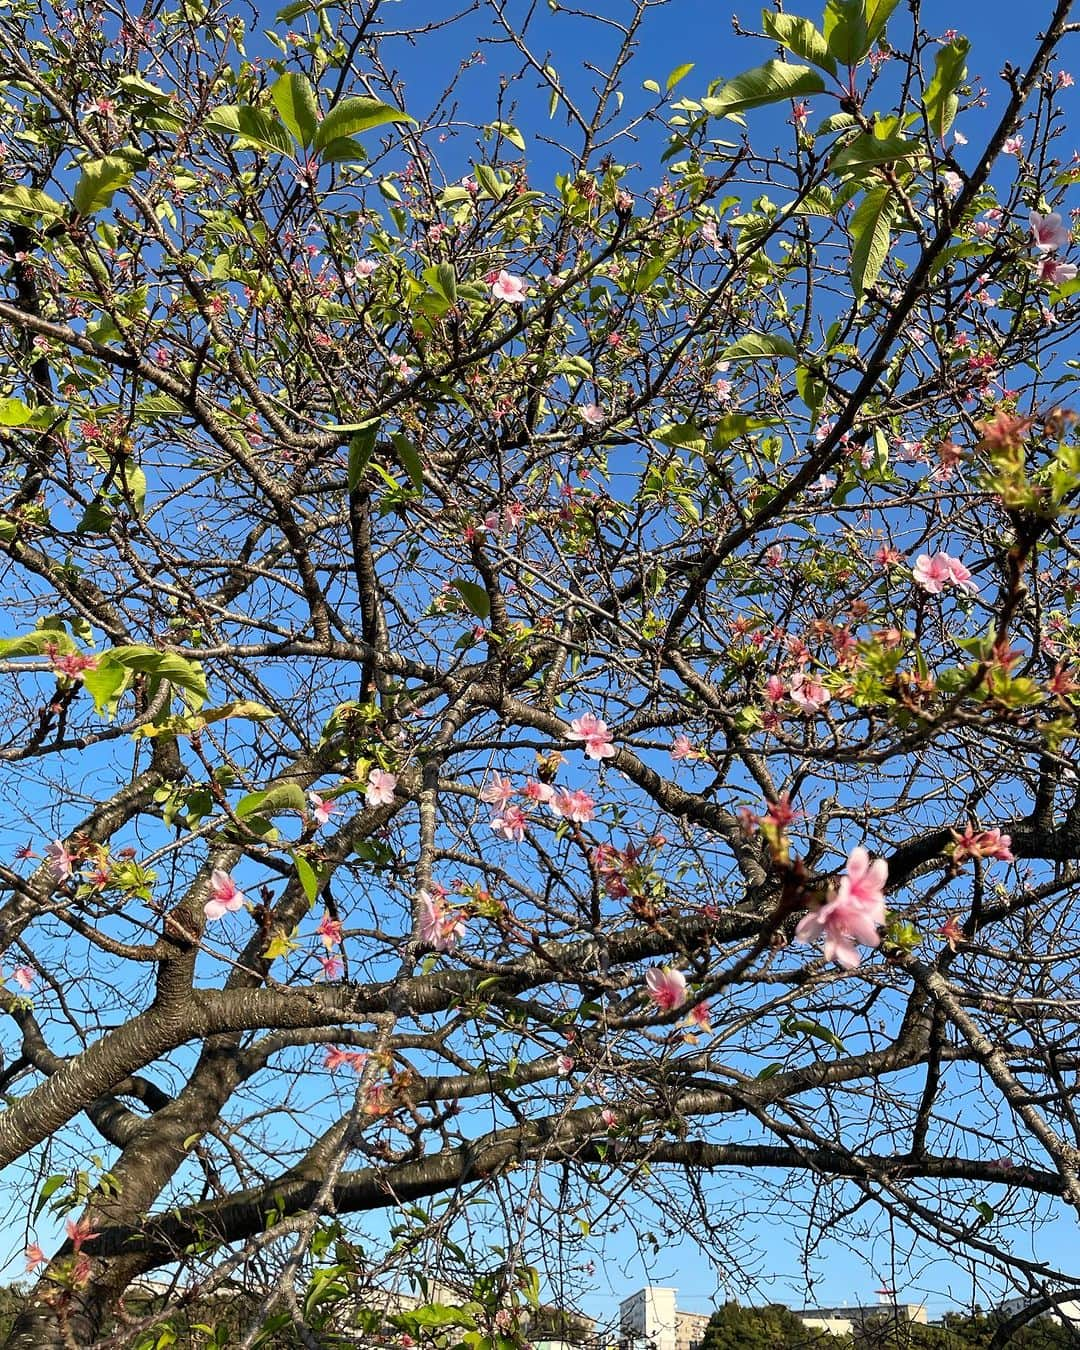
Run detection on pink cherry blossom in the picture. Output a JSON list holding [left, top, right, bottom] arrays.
[[550, 788, 596, 823], [789, 672, 830, 713], [316, 912, 343, 949], [45, 839, 73, 881], [1030, 210, 1070, 252], [912, 551, 978, 594], [566, 712, 616, 760], [764, 674, 786, 704], [556, 1054, 574, 1075], [951, 825, 1015, 864], [490, 270, 527, 303], [601, 1107, 618, 1128], [794, 845, 887, 969], [645, 966, 688, 1012], [580, 403, 605, 426], [309, 792, 337, 827], [671, 734, 704, 762], [318, 953, 343, 980], [480, 772, 515, 809], [204, 868, 246, 920], [324, 1045, 365, 1072], [490, 804, 527, 842], [24, 1243, 45, 1272], [419, 887, 466, 951], [365, 769, 397, 808], [686, 1001, 712, 1032], [522, 778, 555, 805], [1037, 257, 1078, 285], [1003, 134, 1024, 155], [11, 966, 33, 991], [351, 257, 379, 278]]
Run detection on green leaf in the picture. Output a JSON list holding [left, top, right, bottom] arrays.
[[347, 423, 378, 491], [0, 629, 76, 657], [710, 413, 783, 448], [849, 184, 897, 299], [642, 79, 661, 95], [271, 72, 319, 147], [451, 580, 491, 621], [829, 131, 922, 175], [761, 13, 836, 75], [865, 0, 903, 45], [666, 63, 695, 92], [106, 646, 207, 703], [82, 657, 130, 715], [236, 783, 308, 818], [0, 398, 33, 427], [314, 97, 414, 151], [316, 136, 367, 164], [702, 61, 826, 119], [822, 0, 867, 65], [474, 163, 507, 200], [654, 421, 707, 452], [795, 367, 828, 422], [293, 852, 320, 904], [199, 700, 277, 725], [390, 432, 424, 490], [923, 38, 969, 141], [780, 1015, 846, 1052], [73, 157, 134, 215], [204, 105, 294, 156], [0, 186, 65, 221], [489, 120, 526, 150], [721, 332, 798, 361]]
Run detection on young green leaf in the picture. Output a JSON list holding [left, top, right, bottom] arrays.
[[721, 332, 798, 361], [204, 106, 294, 156], [761, 13, 836, 75], [923, 38, 970, 141], [451, 580, 491, 620], [271, 72, 320, 147], [73, 157, 134, 215], [702, 61, 826, 118], [314, 97, 414, 152], [849, 184, 897, 299]]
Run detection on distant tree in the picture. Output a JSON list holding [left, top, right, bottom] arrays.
[[701, 1301, 848, 1349]]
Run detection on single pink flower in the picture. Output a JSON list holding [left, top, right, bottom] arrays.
[[324, 1045, 365, 1072], [580, 403, 605, 426], [309, 792, 337, 827], [66, 1218, 99, 1252], [1030, 209, 1070, 252], [645, 966, 688, 1012], [686, 1001, 712, 1032], [316, 912, 343, 949], [45, 839, 73, 881], [480, 773, 515, 809], [764, 674, 786, 704], [1003, 134, 1024, 155], [951, 825, 1015, 864], [1037, 257, 1078, 285], [556, 1053, 574, 1075], [204, 868, 246, 920], [490, 804, 527, 842], [318, 953, 343, 980], [490, 270, 527, 303], [24, 1243, 45, 1272], [601, 1107, 618, 1128], [794, 845, 887, 969], [365, 769, 397, 808], [11, 966, 33, 991], [789, 672, 830, 713], [566, 713, 616, 760], [522, 778, 555, 805], [671, 734, 703, 762]]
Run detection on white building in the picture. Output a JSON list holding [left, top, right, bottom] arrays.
[[619, 1288, 709, 1350], [998, 1295, 1080, 1328]]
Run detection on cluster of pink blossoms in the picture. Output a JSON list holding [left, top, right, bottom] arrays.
[[643, 966, 711, 1031], [912, 551, 978, 595], [1029, 209, 1077, 286], [565, 712, 616, 759], [764, 672, 831, 714], [481, 766, 597, 843], [950, 825, 1014, 865], [795, 846, 888, 970], [418, 885, 467, 952]]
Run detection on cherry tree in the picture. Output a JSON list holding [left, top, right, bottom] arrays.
[[1, 0, 1080, 1344]]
